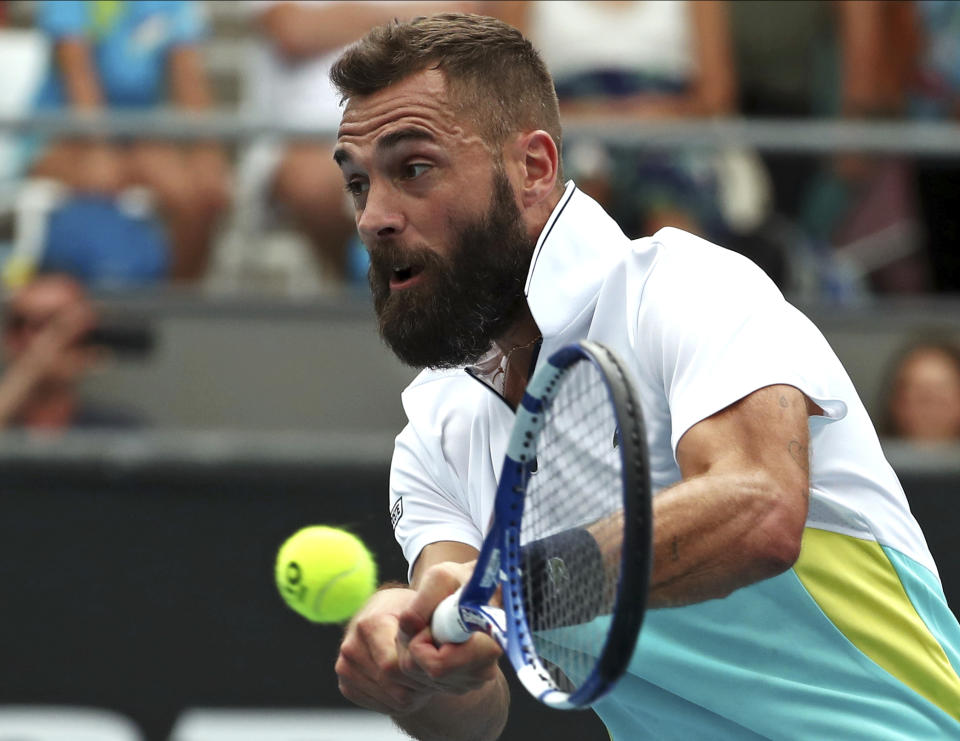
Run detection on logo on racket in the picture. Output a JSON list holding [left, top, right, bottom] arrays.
[[546, 556, 571, 593]]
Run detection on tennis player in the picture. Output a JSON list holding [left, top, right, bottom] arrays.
[[331, 13, 960, 740]]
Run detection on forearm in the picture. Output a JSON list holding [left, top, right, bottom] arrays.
[[394, 669, 509, 741], [0, 367, 33, 428], [56, 38, 104, 110], [649, 470, 804, 608]]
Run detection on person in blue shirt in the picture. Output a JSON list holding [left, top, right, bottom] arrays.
[[29, 1, 230, 281]]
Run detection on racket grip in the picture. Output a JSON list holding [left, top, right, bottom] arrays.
[[430, 589, 471, 644]]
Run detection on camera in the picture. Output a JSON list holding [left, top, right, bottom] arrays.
[[84, 321, 155, 357]]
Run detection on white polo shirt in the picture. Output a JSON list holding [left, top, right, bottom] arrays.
[[389, 181, 934, 579], [387, 183, 960, 737]]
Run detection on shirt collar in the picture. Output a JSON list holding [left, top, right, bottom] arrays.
[[525, 181, 631, 341], [464, 181, 629, 391]]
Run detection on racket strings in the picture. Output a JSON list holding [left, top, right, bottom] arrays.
[[519, 360, 626, 692]]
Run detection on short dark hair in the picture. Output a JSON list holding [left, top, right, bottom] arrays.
[[330, 13, 562, 162]]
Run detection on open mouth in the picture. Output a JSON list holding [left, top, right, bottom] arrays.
[[389, 264, 424, 289]]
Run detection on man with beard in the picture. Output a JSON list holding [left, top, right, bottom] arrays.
[[331, 13, 960, 741]]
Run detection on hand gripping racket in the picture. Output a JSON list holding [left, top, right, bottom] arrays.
[[431, 340, 652, 709]]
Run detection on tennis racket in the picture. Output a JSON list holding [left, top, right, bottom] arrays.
[[431, 340, 652, 709]]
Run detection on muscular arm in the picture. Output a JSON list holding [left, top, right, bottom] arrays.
[[649, 384, 817, 608], [395, 542, 509, 741], [337, 541, 509, 741]]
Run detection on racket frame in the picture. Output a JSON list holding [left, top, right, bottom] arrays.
[[433, 341, 652, 709]]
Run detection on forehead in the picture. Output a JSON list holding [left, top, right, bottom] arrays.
[[336, 69, 484, 156], [904, 348, 960, 376]]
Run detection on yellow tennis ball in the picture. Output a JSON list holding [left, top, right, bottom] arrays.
[[275, 526, 377, 624]]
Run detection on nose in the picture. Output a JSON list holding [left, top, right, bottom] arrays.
[[357, 183, 405, 242]]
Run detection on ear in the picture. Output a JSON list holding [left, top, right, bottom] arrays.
[[511, 130, 560, 208]]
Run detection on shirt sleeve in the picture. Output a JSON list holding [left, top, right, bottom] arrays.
[[637, 229, 848, 456], [36, 0, 88, 38], [168, 0, 207, 45], [390, 422, 484, 583]]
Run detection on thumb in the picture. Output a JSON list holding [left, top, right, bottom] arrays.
[[397, 605, 428, 641], [398, 562, 469, 640]]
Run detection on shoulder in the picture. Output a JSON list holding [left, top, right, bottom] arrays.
[[637, 227, 784, 311], [648, 227, 776, 280], [400, 367, 492, 439], [401, 366, 483, 408]]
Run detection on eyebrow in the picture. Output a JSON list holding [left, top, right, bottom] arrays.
[[376, 127, 436, 152], [333, 127, 437, 166]]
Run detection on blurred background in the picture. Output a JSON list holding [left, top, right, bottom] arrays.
[[0, 1, 958, 740]]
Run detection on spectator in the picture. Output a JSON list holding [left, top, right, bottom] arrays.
[[244, 1, 482, 287], [795, 1, 929, 296], [880, 336, 960, 444], [909, 0, 960, 293], [27, 0, 230, 282], [0, 273, 144, 431], [513, 1, 738, 241]]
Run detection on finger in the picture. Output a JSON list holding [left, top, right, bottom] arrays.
[[337, 675, 396, 714], [431, 633, 502, 680], [334, 651, 412, 711], [350, 616, 434, 693], [398, 563, 472, 638], [355, 615, 427, 689], [405, 630, 502, 693], [336, 647, 425, 711]]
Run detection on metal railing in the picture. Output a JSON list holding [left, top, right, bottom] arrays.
[[3, 111, 960, 156]]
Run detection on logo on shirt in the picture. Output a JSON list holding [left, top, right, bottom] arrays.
[[390, 497, 403, 530]]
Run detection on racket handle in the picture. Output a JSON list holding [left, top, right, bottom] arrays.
[[430, 588, 471, 644]]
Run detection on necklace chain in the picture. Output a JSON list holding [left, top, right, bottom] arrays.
[[491, 335, 542, 389]]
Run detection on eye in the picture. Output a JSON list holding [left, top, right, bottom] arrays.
[[402, 162, 431, 180], [344, 179, 369, 198]]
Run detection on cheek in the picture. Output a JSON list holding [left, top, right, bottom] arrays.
[[944, 386, 960, 418], [3, 336, 25, 355], [895, 381, 960, 430], [412, 203, 464, 252]]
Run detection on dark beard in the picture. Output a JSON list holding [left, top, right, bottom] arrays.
[[367, 172, 535, 369]]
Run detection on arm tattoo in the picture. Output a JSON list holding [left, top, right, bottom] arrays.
[[788, 440, 811, 500], [788, 440, 808, 471], [671, 535, 680, 562]]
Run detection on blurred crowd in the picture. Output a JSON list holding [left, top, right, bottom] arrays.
[[0, 0, 958, 444], [0, 0, 959, 297]]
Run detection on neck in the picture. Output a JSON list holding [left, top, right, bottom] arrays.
[[495, 303, 542, 408], [494, 304, 540, 358]]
